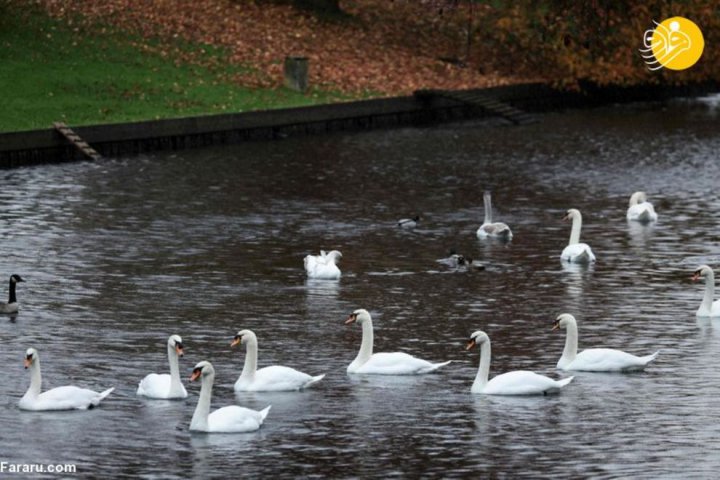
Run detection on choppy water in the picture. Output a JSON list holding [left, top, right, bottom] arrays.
[[1, 95, 720, 478]]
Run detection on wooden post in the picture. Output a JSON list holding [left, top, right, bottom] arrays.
[[284, 56, 309, 93]]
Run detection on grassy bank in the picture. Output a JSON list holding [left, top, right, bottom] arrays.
[[0, 5, 351, 132]]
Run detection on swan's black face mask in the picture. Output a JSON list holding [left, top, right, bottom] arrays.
[[175, 342, 184, 350], [552, 320, 560, 330]]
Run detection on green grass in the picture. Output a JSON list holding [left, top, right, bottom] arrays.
[[0, 4, 352, 132]]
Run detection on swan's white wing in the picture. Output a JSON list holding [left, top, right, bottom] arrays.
[[21, 385, 113, 410], [354, 352, 449, 375], [137, 373, 187, 399], [570, 348, 658, 371], [207, 405, 269, 433], [561, 243, 596, 263], [237, 365, 323, 391], [477, 222, 512, 239], [483, 371, 570, 395], [627, 202, 658, 222]]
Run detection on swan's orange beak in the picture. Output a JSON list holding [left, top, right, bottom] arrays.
[[175, 345, 184, 357], [344, 314, 356, 325], [190, 369, 201, 382], [465, 339, 476, 350], [231, 337, 241, 347], [692, 272, 701, 282], [551, 322, 560, 331], [562, 213, 570, 222], [23, 358, 31, 369]]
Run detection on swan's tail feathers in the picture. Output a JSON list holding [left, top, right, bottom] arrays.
[[497, 226, 512, 240], [641, 351, 660, 365], [637, 209, 652, 223], [556, 376, 574, 388], [303, 374, 326, 390], [422, 360, 452, 373], [258, 405, 272, 423], [90, 387, 115, 407]]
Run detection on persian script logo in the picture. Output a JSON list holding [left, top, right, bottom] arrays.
[[640, 17, 704, 71]]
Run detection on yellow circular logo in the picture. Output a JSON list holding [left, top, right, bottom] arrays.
[[645, 17, 704, 70]]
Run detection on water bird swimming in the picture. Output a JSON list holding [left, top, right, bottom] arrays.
[[232, 329, 325, 391], [466, 331, 573, 395], [560, 208, 596, 263], [692, 265, 720, 317], [19, 348, 114, 411], [189, 361, 271, 433], [626, 192, 658, 223], [345, 309, 451, 375], [397, 215, 420, 228], [476, 191, 512, 240], [552, 313, 659, 371], [1, 274, 24, 314], [136, 334, 188, 399], [304, 250, 342, 279]]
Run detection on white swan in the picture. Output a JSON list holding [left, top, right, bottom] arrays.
[[137, 334, 188, 399], [189, 361, 271, 433], [477, 191, 512, 240], [345, 309, 451, 374], [467, 331, 573, 395], [398, 215, 420, 228], [693, 265, 720, 317], [304, 250, 342, 279], [232, 329, 325, 391], [552, 314, 659, 371], [626, 191, 658, 223], [0, 274, 24, 314], [19, 348, 114, 411], [561, 208, 596, 263]]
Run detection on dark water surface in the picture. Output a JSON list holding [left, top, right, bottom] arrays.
[[1, 96, 720, 478]]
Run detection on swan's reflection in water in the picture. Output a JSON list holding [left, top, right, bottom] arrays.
[[304, 278, 340, 297], [560, 261, 594, 302], [627, 219, 656, 249]]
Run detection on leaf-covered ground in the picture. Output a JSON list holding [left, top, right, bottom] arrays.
[[32, 0, 538, 96]]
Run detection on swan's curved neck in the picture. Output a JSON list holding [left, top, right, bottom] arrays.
[[240, 337, 258, 380], [352, 319, 374, 368], [472, 340, 491, 391], [702, 271, 716, 312], [190, 372, 214, 431], [559, 321, 579, 366], [167, 344, 182, 394], [483, 193, 493, 224], [569, 214, 582, 245], [8, 279, 17, 304], [25, 359, 42, 398]]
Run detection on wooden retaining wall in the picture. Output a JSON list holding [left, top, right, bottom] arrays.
[[0, 82, 716, 168]]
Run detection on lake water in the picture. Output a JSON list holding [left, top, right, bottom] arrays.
[[1, 95, 720, 478]]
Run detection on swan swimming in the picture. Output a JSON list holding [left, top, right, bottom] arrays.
[[345, 309, 451, 374], [304, 250, 342, 280], [552, 313, 659, 371], [0, 274, 24, 314], [626, 192, 658, 223], [466, 331, 573, 395], [477, 191, 512, 240], [189, 361, 271, 433], [693, 265, 720, 317], [19, 348, 114, 411], [232, 329, 325, 391], [561, 208, 596, 263], [137, 334, 188, 399]]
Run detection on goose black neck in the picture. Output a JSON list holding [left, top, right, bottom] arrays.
[[8, 279, 16, 304]]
